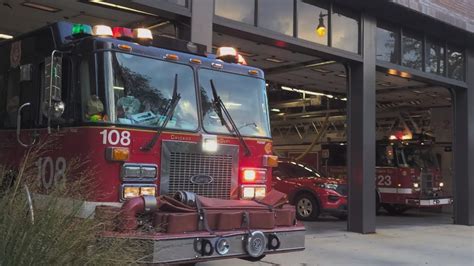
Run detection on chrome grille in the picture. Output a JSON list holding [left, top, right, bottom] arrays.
[[160, 141, 239, 199], [169, 152, 233, 199], [421, 172, 434, 189]]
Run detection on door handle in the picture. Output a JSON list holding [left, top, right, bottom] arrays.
[[16, 102, 36, 148]]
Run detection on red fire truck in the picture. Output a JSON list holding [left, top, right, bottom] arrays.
[[321, 134, 452, 215], [0, 22, 304, 264]]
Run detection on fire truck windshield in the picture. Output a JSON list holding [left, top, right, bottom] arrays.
[[404, 146, 439, 169], [83, 52, 199, 130], [199, 69, 271, 138]]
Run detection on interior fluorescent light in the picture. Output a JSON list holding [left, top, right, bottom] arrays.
[[378, 82, 392, 87], [270, 108, 281, 112], [265, 57, 286, 63], [335, 73, 347, 78], [21, 1, 61, 12], [311, 68, 333, 73], [0, 34, 13, 39], [281, 86, 334, 98], [89, 0, 157, 16], [305, 60, 336, 68]]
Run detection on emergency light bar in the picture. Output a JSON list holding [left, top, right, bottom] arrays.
[[70, 23, 153, 45], [216, 47, 248, 65]]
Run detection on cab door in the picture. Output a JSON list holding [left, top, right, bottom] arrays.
[[376, 144, 398, 203]]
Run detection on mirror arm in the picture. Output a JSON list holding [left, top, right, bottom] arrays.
[[16, 102, 36, 148]]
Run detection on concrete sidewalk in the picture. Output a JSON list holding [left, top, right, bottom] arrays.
[[198, 211, 474, 266]]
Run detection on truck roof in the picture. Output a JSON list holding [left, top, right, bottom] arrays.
[[1, 21, 264, 79]]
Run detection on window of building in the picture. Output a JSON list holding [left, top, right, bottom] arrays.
[[258, 0, 294, 36], [376, 24, 399, 64], [402, 32, 422, 70], [297, 0, 328, 45], [215, 0, 255, 25], [331, 7, 359, 53], [447, 45, 465, 81], [425, 39, 445, 76]]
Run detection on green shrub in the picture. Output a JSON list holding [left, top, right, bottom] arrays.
[[0, 141, 144, 265]]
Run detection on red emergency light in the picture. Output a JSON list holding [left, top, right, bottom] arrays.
[[112, 27, 134, 40]]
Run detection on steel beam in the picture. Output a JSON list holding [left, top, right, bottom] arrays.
[[452, 48, 474, 225], [190, 0, 213, 52], [347, 14, 376, 233]]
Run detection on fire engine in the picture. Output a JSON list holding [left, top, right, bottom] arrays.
[[0, 22, 304, 264], [320, 133, 452, 215]]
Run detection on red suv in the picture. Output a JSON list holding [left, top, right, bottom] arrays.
[[272, 161, 348, 221]]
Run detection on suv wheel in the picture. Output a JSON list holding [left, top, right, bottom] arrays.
[[295, 193, 320, 220]]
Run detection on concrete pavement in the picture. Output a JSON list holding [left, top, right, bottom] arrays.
[[198, 210, 474, 266]]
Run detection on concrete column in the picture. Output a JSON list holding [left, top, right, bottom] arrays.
[[452, 48, 474, 225], [191, 0, 213, 52], [346, 14, 377, 233]]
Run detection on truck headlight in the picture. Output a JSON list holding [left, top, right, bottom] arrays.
[[123, 186, 140, 198], [121, 164, 157, 180], [122, 185, 157, 200], [241, 185, 266, 200], [413, 183, 419, 188], [439, 182, 444, 187]]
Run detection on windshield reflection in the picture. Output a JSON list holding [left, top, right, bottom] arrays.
[[199, 69, 271, 138], [103, 52, 198, 130], [404, 146, 439, 169]]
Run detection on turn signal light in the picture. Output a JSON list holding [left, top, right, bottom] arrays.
[[106, 147, 130, 162], [263, 155, 278, 167], [92, 25, 113, 37]]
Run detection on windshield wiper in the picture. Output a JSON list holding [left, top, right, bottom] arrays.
[[210, 79, 251, 157], [141, 74, 181, 151]]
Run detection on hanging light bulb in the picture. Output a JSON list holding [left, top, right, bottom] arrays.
[[315, 12, 327, 37]]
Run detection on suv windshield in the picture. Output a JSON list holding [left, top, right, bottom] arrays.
[[82, 52, 198, 130], [199, 69, 271, 138]]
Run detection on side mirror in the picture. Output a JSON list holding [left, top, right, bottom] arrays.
[[43, 52, 66, 132], [16, 103, 36, 148]]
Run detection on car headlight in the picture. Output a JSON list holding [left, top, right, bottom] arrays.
[[413, 182, 419, 188], [439, 182, 444, 187], [319, 183, 338, 190]]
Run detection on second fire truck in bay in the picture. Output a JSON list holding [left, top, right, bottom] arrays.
[[321, 133, 452, 214]]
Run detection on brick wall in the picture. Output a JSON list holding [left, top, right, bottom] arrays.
[[390, 0, 474, 33]]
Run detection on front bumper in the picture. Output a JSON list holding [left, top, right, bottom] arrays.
[[405, 197, 453, 207], [101, 225, 305, 264]]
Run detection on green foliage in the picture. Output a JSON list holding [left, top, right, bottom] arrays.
[[0, 143, 145, 265]]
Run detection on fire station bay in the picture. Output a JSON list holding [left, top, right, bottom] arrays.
[[0, 0, 473, 265]]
